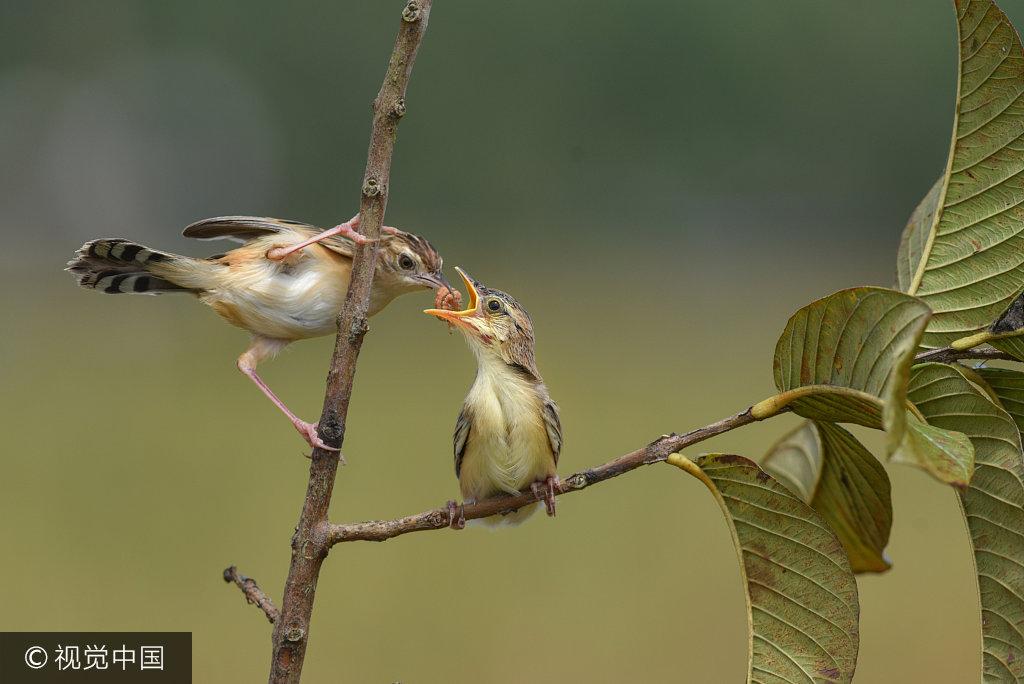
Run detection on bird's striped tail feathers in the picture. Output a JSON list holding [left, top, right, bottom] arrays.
[[67, 239, 192, 295]]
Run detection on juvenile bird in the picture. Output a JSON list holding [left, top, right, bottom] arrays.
[[68, 214, 455, 450], [424, 268, 561, 527]]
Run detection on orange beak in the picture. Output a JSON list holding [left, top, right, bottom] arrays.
[[423, 266, 479, 328]]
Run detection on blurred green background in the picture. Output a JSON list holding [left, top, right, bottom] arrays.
[[0, 1, 1008, 681]]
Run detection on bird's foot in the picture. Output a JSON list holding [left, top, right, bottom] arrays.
[[265, 215, 381, 261], [531, 476, 560, 517], [293, 420, 340, 453], [330, 220, 379, 246], [446, 500, 466, 530], [349, 214, 399, 237]]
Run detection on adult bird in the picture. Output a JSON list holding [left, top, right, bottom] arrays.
[[424, 267, 561, 527], [68, 214, 456, 450]]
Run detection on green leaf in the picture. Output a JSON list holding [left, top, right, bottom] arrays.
[[772, 287, 926, 400], [890, 413, 976, 485], [758, 287, 974, 486], [899, 0, 1024, 348], [668, 453, 860, 683], [980, 367, 1024, 434], [908, 364, 1024, 681], [762, 422, 893, 574], [991, 333, 1024, 363], [897, 177, 943, 294]]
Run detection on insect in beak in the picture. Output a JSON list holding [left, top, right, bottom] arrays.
[[423, 266, 478, 329]]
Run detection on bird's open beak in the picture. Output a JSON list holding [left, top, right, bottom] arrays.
[[423, 266, 478, 327]]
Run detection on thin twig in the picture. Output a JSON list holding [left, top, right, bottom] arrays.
[[914, 346, 1016, 364], [265, 4, 435, 683], [328, 408, 757, 544], [223, 566, 280, 624]]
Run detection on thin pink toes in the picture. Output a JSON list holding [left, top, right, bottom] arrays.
[[295, 421, 339, 452], [532, 477, 559, 517]]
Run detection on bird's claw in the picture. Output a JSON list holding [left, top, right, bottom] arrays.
[[348, 214, 399, 239], [264, 214, 385, 261], [531, 476, 559, 517], [332, 221, 379, 246], [446, 500, 466, 530], [294, 420, 340, 452]]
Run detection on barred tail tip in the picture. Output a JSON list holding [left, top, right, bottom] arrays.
[[67, 239, 187, 295]]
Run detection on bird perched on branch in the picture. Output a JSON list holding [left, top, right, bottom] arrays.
[[424, 267, 561, 527], [68, 214, 458, 450]]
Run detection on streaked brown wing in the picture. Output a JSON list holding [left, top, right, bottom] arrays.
[[182, 216, 319, 243], [453, 404, 472, 478], [542, 400, 562, 466]]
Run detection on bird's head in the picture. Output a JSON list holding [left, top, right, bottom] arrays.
[[424, 267, 538, 374], [377, 229, 450, 293]]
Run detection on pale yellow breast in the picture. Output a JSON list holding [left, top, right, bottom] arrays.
[[458, 358, 557, 501]]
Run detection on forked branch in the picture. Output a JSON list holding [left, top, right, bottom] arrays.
[[263, 3, 435, 683]]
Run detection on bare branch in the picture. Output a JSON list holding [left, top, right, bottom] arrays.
[[266, 3, 435, 683], [224, 566, 280, 624], [914, 346, 1016, 364], [328, 408, 757, 544]]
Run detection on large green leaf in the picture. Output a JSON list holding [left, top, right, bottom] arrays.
[[668, 453, 860, 683], [772, 287, 925, 400], [762, 422, 893, 574], [909, 364, 1024, 681], [898, 0, 1024, 348], [756, 287, 974, 486]]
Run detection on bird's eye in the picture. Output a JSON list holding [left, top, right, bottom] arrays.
[[399, 254, 416, 270], [486, 298, 503, 313]]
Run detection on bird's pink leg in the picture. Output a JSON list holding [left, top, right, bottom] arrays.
[[446, 500, 466, 529], [237, 339, 340, 454], [531, 476, 560, 517], [266, 214, 399, 261]]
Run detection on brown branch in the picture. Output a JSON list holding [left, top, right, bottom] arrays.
[[913, 346, 1016, 364], [328, 408, 757, 544], [266, 3, 435, 683], [316, 343, 1021, 547], [223, 566, 280, 624]]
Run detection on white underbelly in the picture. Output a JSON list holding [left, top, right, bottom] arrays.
[[206, 259, 346, 340], [257, 273, 341, 335]]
